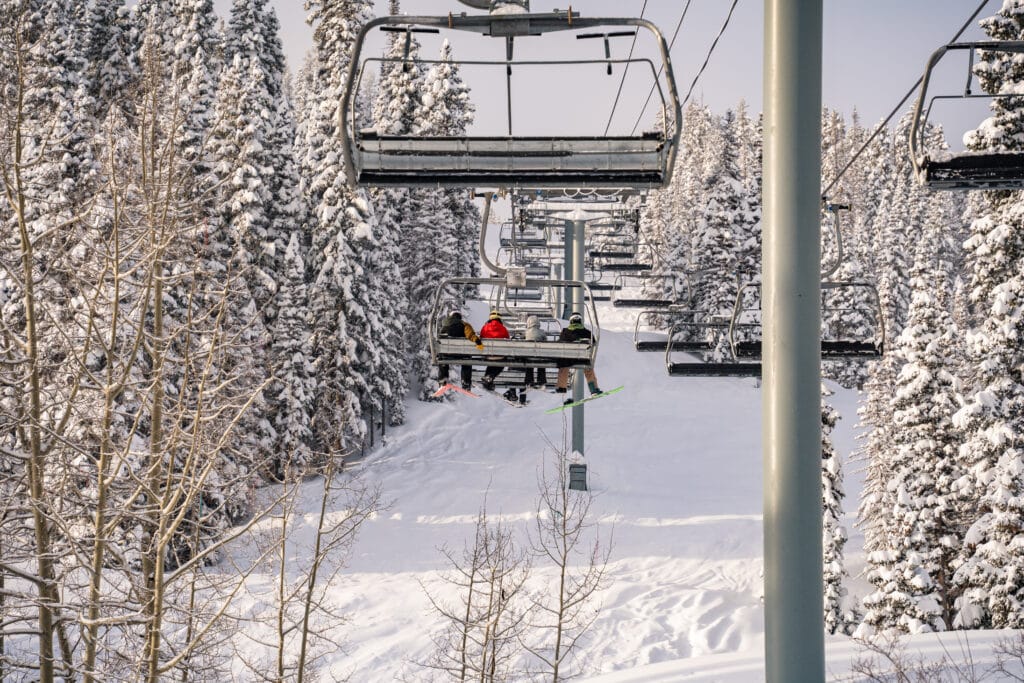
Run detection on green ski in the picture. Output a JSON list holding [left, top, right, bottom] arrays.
[[544, 386, 624, 414]]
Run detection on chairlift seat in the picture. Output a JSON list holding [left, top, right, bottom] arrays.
[[590, 250, 637, 259], [821, 340, 883, 359], [635, 339, 669, 351], [918, 153, 1024, 191], [436, 337, 595, 368], [353, 132, 669, 188], [667, 362, 761, 377], [613, 298, 675, 308], [733, 339, 883, 359], [599, 262, 653, 272]]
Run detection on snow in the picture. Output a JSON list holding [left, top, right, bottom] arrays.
[[227, 302, 1024, 681]]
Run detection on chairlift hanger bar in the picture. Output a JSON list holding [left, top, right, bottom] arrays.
[[577, 31, 637, 74]]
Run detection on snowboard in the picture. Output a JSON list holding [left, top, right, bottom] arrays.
[[544, 385, 624, 414], [481, 386, 529, 407]]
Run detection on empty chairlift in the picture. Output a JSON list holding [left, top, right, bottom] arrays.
[[340, 11, 682, 189], [910, 41, 1024, 191], [728, 281, 885, 361], [613, 273, 682, 308]]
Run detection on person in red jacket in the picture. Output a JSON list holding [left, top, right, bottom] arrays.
[[479, 310, 510, 391]]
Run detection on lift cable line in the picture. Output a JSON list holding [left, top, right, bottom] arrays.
[[631, 0, 741, 136], [677, 0, 741, 114], [820, 0, 991, 201], [629, 0, 693, 135], [603, 0, 647, 136]]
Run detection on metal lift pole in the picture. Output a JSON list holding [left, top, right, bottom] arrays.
[[763, 1, 824, 681], [571, 217, 586, 455], [563, 220, 575, 320]]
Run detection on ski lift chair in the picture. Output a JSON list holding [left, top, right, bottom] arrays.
[[910, 41, 1024, 191], [612, 272, 679, 308], [664, 316, 761, 377], [633, 309, 670, 351], [431, 277, 600, 369], [727, 282, 884, 360], [340, 12, 681, 189]]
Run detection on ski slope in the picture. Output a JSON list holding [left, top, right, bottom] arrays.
[[229, 302, 1024, 681]]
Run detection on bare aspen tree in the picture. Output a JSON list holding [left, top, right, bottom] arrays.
[[525, 441, 612, 682], [421, 502, 530, 682], [0, 7, 95, 678], [234, 453, 379, 683]]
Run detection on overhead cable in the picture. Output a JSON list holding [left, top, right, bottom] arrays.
[[821, 0, 992, 200], [603, 0, 647, 136], [629, 0, 693, 135]]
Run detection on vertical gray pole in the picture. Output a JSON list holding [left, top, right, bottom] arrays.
[[563, 220, 574, 320], [763, 1, 824, 682], [571, 218, 586, 455], [554, 263, 563, 319]]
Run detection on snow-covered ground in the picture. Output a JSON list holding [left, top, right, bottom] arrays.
[[228, 302, 1024, 681]]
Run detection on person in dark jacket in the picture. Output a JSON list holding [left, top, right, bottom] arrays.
[[479, 310, 510, 391], [555, 312, 602, 401], [438, 310, 483, 390]]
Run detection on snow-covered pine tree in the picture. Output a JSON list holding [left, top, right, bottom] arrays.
[[83, 0, 136, 114], [670, 101, 716, 276], [302, 0, 375, 453], [419, 39, 481, 285], [206, 53, 276, 485], [861, 258, 965, 634], [733, 101, 762, 279], [690, 109, 745, 358], [224, 0, 302, 326], [372, 0, 435, 399], [269, 232, 316, 475], [821, 384, 850, 635], [950, 0, 1024, 630]]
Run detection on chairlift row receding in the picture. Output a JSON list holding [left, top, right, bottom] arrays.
[[340, 11, 681, 190], [630, 277, 884, 376]]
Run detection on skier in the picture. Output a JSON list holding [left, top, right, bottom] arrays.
[[523, 315, 548, 388], [555, 312, 602, 403], [437, 310, 483, 390], [479, 310, 512, 396]]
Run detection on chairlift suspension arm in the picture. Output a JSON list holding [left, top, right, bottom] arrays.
[[506, 36, 514, 135]]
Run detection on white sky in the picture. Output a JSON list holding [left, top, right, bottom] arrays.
[[210, 0, 1001, 146]]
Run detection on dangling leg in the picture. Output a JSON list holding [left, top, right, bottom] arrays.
[[556, 367, 570, 393], [584, 367, 602, 395]]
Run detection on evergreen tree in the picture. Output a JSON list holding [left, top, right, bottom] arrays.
[[302, 0, 375, 452], [822, 384, 850, 635], [690, 110, 746, 357], [951, 0, 1024, 630], [861, 267, 965, 634], [269, 233, 316, 474], [372, 0, 432, 399]]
